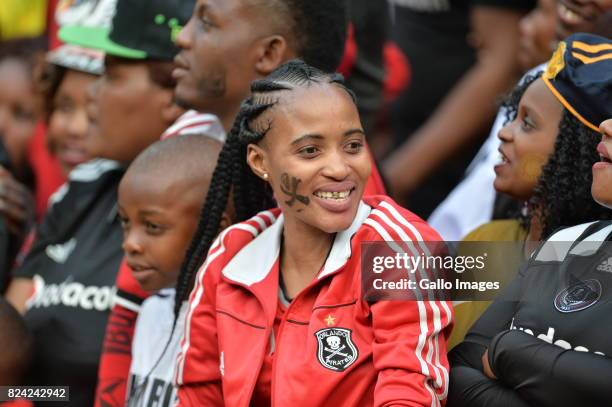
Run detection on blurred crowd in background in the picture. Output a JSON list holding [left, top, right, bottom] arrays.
[[0, 0, 611, 406]]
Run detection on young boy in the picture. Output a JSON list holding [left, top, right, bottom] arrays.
[[118, 135, 227, 407]]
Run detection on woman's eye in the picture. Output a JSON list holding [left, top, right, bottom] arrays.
[[298, 146, 320, 157], [345, 141, 364, 153], [521, 117, 535, 131]]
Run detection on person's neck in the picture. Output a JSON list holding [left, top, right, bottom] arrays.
[[280, 216, 335, 299], [220, 105, 240, 133], [524, 207, 543, 257]]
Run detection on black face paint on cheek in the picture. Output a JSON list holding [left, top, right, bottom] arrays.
[[280, 173, 310, 207]]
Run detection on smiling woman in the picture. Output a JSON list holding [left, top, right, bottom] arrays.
[[555, 0, 612, 39], [174, 60, 453, 407]]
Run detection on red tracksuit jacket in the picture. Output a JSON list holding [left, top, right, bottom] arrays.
[[176, 196, 452, 407]]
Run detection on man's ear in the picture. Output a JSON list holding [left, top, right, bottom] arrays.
[[246, 143, 269, 181], [253, 35, 296, 76]]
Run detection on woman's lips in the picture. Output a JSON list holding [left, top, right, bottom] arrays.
[[58, 148, 89, 167], [312, 187, 356, 213], [495, 147, 511, 166], [593, 142, 612, 171], [597, 142, 611, 161], [314, 181, 356, 193], [312, 181, 358, 213]]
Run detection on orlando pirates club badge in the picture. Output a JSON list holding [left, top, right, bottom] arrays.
[[554, 278, 601, 313], [315, 328, 358, 372]]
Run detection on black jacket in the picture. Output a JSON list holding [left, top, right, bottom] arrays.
[[449, 220, 612, 407]]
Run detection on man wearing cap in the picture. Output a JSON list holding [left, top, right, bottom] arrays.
[[4, 0, 122, 405], [5, 0, 114, 306], [58, 1, 224, 406], [172, 0, 386, 195], [448, 33, 612, 407]]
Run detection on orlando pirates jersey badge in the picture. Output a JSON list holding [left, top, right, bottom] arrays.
[[554, 278, 601, 313], [315, 328, 358, 372]]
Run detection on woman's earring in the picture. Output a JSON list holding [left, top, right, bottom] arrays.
[[263, 173, 269, 180]]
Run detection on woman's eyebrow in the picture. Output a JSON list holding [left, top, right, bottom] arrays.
[[344, 129, 365, 137], [522, 104, 542, 123], [290, 134, 324, 146], [290, 129, 365, 146]]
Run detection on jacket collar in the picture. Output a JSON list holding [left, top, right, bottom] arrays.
[[222, 201, 372, 286]]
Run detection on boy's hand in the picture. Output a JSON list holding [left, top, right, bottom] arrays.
[[0, 166, 34, 237]]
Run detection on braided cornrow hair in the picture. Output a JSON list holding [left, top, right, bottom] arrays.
[[174, 59, 356, 317]]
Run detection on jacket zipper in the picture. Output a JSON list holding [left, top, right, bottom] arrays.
[[269, 271, 341, 406]]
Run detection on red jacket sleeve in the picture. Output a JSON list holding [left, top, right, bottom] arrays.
[[175, 212, 278, 406], [175, 237, 229, 406], [365, 200, 453, 406], [175, 263, 224, 407], [94, 260, 150, 407], [370, 294, 452, 407], [175, 225, 259, 406]]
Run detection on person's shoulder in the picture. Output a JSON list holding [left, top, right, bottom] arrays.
[[360, 195, 442, 242], [463, 219, 526, 242], [48, 159, 123, 206], [161, 110, 226, 142], [545, 221, 607, 242], [221, 208, 281, 243], [139, 289, 174, 319], [211, 208, 282, 264], [530, 221, 611, 263]]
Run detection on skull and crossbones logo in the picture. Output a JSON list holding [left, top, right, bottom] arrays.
[[315, 328, 359, 372]]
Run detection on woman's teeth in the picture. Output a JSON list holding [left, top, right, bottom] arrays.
[[499, 153, 509, 164], [559, 3, 583, 24], [315, 190, 351, 200]]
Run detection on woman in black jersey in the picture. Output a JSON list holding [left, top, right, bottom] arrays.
[[448, 33, 612, 407], [5, 1, 191, 405]]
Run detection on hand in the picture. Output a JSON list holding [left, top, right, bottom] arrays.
[[0, 166, 35, 237], [482, 348, 497, 380], [381, 157, 413, 205]]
